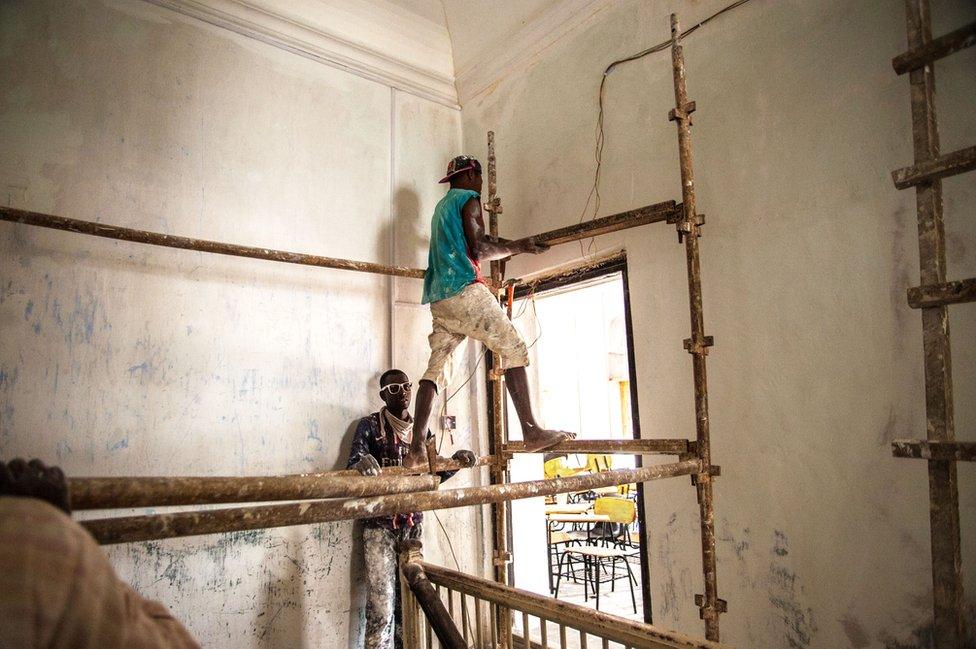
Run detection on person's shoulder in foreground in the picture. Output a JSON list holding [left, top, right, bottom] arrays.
[[0, 458, 200, 649]]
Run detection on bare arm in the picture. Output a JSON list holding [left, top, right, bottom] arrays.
[[461, 198, 548, 262]]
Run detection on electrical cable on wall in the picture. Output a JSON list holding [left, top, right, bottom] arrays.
[[425, 0, 759, 590], [577, 0, 755, 257]]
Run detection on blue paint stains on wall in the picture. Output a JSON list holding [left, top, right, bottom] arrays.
[[55, 439, 73, 460], [107, 435, 129, 452], [128, 360, 154, 382], [306, 419, 323, 453], [767, 530, 817, 648], [0, 366, 18, 391]]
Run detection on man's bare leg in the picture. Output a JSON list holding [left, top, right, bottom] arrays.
[[505, 366, 576, 452], [403, 379, 448, 470]]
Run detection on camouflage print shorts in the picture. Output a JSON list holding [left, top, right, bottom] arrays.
[[363, 525, 423, 649], [421, 282, 529, 392]]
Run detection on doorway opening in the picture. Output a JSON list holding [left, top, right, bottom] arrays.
[[505, 254, 652, 630]]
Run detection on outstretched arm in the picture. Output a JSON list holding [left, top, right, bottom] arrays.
[[461, 198, 548, 262]]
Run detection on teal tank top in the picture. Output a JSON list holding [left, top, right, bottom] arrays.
[[422, 188, 483, 304]]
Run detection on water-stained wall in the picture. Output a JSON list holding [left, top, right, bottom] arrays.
[[460, 0, 976, 647], [0, 1, 485, 646]]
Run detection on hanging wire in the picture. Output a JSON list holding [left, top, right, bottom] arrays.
[[577, 0, 755, 255]]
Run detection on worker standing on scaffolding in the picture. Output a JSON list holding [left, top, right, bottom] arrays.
[[403, 155, 575, 470], [348, 368, 474, 649]]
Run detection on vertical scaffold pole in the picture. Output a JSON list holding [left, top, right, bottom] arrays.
[[668, 14, 724, 641], [485, 130, 513, 646]]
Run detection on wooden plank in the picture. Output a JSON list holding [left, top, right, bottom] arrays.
[[504, 439, 689, 455], [892, 20, 976, 74], [83, 461, 701, 544], [0, 206, 426, 279], [892, 144, 976, 189], [420, 561, 732, 649], [907, 277, 976, 308], [892, 439, 976, 461], [902, 1, 965, 645], [509, 201, 679, 250]]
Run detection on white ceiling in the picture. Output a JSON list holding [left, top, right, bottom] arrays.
[[438, 0, 559, 77]]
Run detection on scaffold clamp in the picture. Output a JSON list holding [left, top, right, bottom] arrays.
[[668, 101, 696, 123], [683, 335, 714, 355], [484, 197, 503, 214], [674, 212, 704, 242], [695, 594, 728, 615], [492, 550, 513, 566], [691, 465, 721, 487]]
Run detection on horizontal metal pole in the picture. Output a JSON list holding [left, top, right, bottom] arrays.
[[504, 438, 689, 455], [70, 455, 496, 509], [420, 561, 730, 649], [69, 473, 440, 510], [0, 206, 426, 279], [892, 440, 976, 462], [83, 460, 699, 544], [892, 21, 976, 74], [512, 249, 626, 290], [892, 145, 976, 189], [907, 277, 976, 308], [510, 200, 679, 251]]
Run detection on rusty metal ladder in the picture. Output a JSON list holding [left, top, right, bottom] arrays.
[[888, 2, 976, 646]]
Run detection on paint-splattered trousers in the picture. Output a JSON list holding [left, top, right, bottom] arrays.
[[421, 282, 530, 392], [363, 524, 423, 649]]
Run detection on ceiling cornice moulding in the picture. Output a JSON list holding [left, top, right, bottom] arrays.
[[145, 0, 460, 108], [454, 0, 614, 105]]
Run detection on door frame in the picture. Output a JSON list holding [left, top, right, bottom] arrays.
[[509, 251, 653, 623]]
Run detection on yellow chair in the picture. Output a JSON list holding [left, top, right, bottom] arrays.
[[585, 454, 613, 473], [543, 456, 585, 479], [617, 482, 637, 497], [593, 497, 636, 524]]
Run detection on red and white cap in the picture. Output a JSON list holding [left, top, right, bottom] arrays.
[[438, 155, 482, 183]]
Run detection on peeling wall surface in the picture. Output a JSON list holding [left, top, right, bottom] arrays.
[[0, 1, 485, 647], [460, 1, 975, 647]]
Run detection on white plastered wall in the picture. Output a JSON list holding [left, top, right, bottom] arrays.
[[0, 1, 484, 646], [459, 0, 976, 647]]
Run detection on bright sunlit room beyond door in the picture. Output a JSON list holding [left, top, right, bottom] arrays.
[[505, 261, 651, 647]]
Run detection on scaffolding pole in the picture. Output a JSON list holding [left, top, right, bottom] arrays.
[[82, 461, 700, 545], [505, 438, 689, 455], [507, 200, 679, 250], [68, 472, 441, 510], [0, 206, 426, 279], [484, 129, 514, 648], [68, 454, 495, 509], [670, 14, 724, 641]]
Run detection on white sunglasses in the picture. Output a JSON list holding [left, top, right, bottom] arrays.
[[380, 381, 412, 395]]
